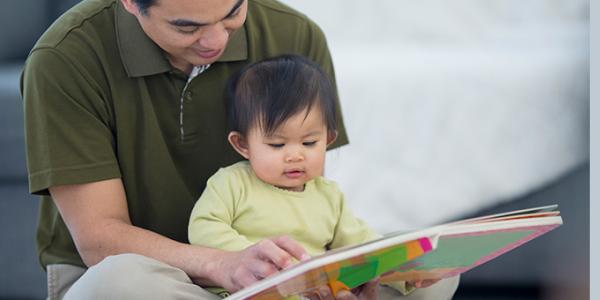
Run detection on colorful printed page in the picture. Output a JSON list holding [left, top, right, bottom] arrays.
[[226, 237, 435, 300], [226, 205, 562, 300], [380, 216, 561, 283]]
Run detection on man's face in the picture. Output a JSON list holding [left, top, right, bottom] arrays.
[[122, 0, 247, 72]]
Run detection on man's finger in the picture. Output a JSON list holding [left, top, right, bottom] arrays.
[[254, 239, 296, 269], [272, 235, 311, 262], [417, 278, 440, 288], [358, 279, 379, 299], [248, 258, 279, 279], [335, 289, 358, 300], [318, 285, 336, 300], [231, 266, 260, 291]]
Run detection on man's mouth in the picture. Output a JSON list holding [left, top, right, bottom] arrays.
[[194, 48, 222, 59]]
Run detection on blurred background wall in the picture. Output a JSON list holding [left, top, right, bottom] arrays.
[[0, 0, 589, 299], [280, 1, 589, 299]]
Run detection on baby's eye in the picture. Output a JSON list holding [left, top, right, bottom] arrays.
[[303, 141, 317, 147], [268, 143, 285, 148]]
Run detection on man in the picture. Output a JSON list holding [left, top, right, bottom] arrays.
[[21, 0, 458, 299]]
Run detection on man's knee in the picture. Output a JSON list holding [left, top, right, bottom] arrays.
[[379, 276, 460, 300], [64, 253, 192, 299], [95, 253, 158, 274], [409, 276, 460, 300]]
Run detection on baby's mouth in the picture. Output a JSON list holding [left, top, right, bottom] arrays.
[[284, 170, 305, 178]]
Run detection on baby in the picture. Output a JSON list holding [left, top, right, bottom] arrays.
[[188, 55, 417, 298]]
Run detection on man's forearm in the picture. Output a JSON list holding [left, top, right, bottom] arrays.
[[76, 218, 224, 286], [48, 179, 225, 286]]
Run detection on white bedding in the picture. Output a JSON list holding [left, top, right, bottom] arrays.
[[281, 0, 589, 232]]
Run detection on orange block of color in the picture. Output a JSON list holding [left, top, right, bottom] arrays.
[[328, 280, 350, 297], [406, 240, 425, 261]]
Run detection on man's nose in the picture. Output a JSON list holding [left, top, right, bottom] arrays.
[[197, 23, 228, 50]]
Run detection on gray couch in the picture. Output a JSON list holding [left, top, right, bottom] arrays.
[[0, 1, 80, 299], [0, 1, 82, 179]]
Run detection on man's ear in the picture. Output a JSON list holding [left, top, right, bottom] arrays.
[[121, 0, 140, 16], [326, 130, 338, 147], [228, 131, 250, 159]]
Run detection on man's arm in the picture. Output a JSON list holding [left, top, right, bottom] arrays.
[[49, 178, 308, 292]]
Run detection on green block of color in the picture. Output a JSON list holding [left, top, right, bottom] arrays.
[[338, 261, 379, 288], [367, 245, 408, 275]]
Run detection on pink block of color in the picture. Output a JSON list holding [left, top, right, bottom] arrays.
[[418, 237, 433, 252]]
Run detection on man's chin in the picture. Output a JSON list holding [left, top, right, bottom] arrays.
[[186, 58, 217, 67], [190, 49, 223, 65]]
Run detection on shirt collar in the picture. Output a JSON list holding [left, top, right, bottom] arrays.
[[115, 1, 248, 77]]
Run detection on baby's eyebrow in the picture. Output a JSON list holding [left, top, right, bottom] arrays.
[[265, 133, 285, 139], [303, 131, 322, 138], [265, 130, 322, 139]]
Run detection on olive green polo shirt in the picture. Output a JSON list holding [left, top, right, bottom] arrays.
[[21, 0, 348, 269]]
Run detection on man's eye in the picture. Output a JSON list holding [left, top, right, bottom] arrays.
[[268, 143, 284, 148], [303, 141, 317, 147], [176, 27, 198, 34]]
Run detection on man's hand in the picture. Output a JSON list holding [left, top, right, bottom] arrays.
[[410, 278, 440, 288], [304, 279, 379, 300], [339, 279, 379, 300], [303, 277, 437, 300], [209, 236, 310, 292]]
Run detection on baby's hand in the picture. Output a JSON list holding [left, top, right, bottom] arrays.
[[409, 279, 440, 288]]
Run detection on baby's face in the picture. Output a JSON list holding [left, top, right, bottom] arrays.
[[245, 108, 330, 192]]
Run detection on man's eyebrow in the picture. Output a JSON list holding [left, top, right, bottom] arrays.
[[168, 0, 244, 27], [224, 0, 245, 19], [168, 19, 207, 27]]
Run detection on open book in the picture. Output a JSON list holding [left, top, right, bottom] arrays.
[[225, 205, 562, 300]]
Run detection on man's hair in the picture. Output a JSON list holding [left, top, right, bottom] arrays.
[[132, 0, 157, 15], [226, 54, 338, 137]]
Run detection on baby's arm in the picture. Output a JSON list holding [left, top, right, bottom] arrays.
[[188, 175, 253, 252], [328, 193, 380, 249]]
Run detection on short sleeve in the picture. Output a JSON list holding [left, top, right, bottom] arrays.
[[328, 189, 380, 249], [188, 168, 254, 251], [21, 48, 120, 195]]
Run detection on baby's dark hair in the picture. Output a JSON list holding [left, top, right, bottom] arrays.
[[226, 54, 337, 137]]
